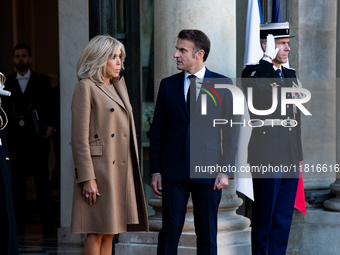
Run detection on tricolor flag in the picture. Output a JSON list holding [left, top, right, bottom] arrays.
[[272, 0, 283, 22], [243, 0, 263, 67], [235, 0, 265, 201]]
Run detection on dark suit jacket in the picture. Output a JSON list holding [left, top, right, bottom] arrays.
[[150, 68, 237, 184], [242, 60, 303, 167], [2, 70, 54, 172], [3, 70, 54, 142]]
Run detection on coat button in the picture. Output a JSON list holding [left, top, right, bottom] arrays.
[[113, 160, 115, 164], [289, 128, 292, 131], [111, 134, 115, 138], [263, 131, 266, 134], [110, 108, 114, 112], [94, 134, 99, 139]]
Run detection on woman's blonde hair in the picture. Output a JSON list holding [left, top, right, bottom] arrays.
[[77, 35, 126, 83]]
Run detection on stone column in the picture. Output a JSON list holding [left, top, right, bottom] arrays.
[[153, 0, 237, 95], [116, 1, 251, 253], [58, 0, 89, 244], [324, 0, 340, 212], [287, 1, 340, 254], [290, 0, 337, 195]]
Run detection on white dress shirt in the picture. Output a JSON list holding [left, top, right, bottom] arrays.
[[16, 69, 31, 93], [184, 66, 206, 102]]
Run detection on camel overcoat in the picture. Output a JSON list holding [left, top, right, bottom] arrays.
[[70, 77, 148, 234]]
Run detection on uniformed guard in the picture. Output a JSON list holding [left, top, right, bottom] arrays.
[[0, 72, 18, 255], [242, 22, 303, 255]]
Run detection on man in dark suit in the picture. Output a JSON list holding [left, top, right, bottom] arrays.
[[242, 22, 302, 255], [3, 44, 55, 235], [150, 29, 237, 255]]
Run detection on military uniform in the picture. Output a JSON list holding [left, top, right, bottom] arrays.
[[242, 59, 302, 255], [242, 59, 303, 169]]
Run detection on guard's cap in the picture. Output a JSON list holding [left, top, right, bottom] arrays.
[[260, 22, 294, 39]]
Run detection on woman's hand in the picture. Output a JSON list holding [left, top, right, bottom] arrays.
[[83, 180, 100, 205]]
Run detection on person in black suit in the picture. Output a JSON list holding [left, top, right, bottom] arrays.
[[150, 29, 237, 255], [3, 44, 55, 235], [0, 73, 18, 254], [242, 22, 302, 255]]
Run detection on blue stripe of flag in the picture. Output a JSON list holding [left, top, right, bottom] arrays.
[[258, 0, 264, 23], [272, 0, 282, 22]]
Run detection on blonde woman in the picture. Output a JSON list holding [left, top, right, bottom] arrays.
[[70, 35, 148, 255]]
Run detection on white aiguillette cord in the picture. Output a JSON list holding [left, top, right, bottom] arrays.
[[0, 72, 9, 130]]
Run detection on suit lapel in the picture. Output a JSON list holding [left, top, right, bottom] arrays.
[[11, 76, 22, 96], [191, 68, 213, 117], [175, 72, 189, 117], [282, 67, 296, 87], [24, 71, 36, 96]]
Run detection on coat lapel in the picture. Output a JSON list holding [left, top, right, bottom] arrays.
[[96, 78, 126, 110], [113, 77, 140, 164], [113, 77, 132, 113]]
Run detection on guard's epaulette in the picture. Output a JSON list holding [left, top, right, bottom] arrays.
[[283, 66, 296, 72], [245, 62, 260, 66]]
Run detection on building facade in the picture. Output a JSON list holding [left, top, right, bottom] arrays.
[[1, 0, 339, 254]]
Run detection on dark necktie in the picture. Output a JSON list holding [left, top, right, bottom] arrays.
[[277, 69, 284, 81], [187, 75, 196, 112]]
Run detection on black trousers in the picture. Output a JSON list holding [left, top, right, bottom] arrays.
[[157, 177, 222, 255], [10, 136, 54, 234], [251, 177, 298, 255], [0, 172, 9, 254]]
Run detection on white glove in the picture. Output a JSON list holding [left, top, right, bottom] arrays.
[[264, 34, 279, 60]]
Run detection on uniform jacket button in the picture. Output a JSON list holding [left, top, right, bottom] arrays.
[[94, 134, 99, 139], [110, 108, 115, 112]]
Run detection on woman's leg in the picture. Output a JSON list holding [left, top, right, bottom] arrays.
[[83, 234, 104, 255], [100, 234, 115, 255]]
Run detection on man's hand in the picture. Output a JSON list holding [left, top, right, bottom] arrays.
[[213, 173, 229, 190], [264, 34, 279, 60], [42, 126, 54, 139], [151, 173, 162, 196]]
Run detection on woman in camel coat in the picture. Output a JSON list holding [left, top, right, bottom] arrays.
[[70, 35, 148, 255]]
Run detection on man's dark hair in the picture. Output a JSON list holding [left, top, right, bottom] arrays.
[[13, 43, 32, 57], [178, 29, 210, 62]]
